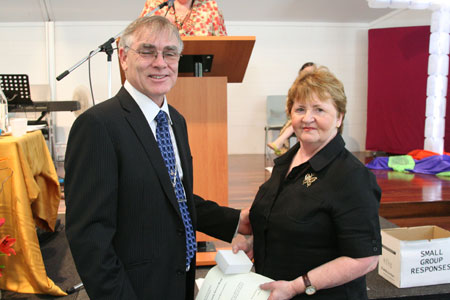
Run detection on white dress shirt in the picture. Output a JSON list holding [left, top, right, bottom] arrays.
[[124, 80, 184, 180]]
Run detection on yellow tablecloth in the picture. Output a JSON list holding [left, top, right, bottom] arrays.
[[0, 131, 66, 296]]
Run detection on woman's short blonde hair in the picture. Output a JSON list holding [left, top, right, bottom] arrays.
[[286, 66, 347, 134]]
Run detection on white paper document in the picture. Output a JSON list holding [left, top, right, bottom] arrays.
[[196, 266, 273, 300]]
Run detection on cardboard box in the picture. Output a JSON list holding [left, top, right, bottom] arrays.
[[378, 225, 450, 288], [215, 250, 253, 275]]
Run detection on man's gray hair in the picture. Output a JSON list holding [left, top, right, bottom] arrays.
[[119, 16, 183, 53]]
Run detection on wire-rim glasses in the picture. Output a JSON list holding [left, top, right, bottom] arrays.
[[125, 46, 181, 64]]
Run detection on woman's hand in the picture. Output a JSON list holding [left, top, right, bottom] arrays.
[[231, 235, 254, 260], [260, 280, 298, 300]]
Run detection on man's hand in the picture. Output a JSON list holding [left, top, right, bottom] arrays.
[[232, 235, 254, 260], [237, 207, 252, 235]]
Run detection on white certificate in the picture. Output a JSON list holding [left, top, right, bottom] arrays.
[[196, 265, 273, 300]]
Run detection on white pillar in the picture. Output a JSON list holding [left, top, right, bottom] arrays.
[[46, 21, 56, 101], [424, 8, 450, 153], [46, 21, 56, 158]]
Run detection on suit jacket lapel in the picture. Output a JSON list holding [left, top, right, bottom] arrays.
[[117, 87, 182, 218]]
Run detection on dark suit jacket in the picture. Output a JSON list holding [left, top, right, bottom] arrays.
[[65, 87, 239, 300]]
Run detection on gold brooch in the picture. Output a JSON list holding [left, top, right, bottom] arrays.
[[303, 173, 317, 187]]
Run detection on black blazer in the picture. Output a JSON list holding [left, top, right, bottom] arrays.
[[65, 87, 239, 300]]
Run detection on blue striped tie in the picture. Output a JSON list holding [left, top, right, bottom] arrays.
[[155, 110, 196, 271]]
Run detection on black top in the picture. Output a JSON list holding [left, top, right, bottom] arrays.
[[250, 134, 382, 300]]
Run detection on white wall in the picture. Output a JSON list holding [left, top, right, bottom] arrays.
[[0, 9, 432, 154]]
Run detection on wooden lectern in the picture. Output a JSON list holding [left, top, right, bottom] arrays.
[[119, 36, 256, 265], [170, 36, 255, 265]]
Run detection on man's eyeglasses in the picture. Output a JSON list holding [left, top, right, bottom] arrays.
[[125, 46, 181, 64]]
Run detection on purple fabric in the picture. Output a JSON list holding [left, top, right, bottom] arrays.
[[366, 157, 391, 170], [366, 155, 450, 175], [410, 155, 450, 174]]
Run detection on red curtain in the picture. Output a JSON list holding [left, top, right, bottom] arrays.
[[366, 26, 450, 154]]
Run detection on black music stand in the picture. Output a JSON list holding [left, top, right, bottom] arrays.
[[1, 74, 46, 125], [0, 74, 51, 145], [0, 74, 33, 106]]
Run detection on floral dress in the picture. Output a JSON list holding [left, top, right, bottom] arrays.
[[140, 0, 227, 36]]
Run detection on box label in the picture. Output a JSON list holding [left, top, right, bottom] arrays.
[[409, 248, 449, 274], [400, 239, 450, 287]]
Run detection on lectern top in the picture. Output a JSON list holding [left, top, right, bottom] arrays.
[[179, 36, 256, 83]]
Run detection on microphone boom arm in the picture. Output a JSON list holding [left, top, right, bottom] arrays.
[[56, 36, 120, 81]]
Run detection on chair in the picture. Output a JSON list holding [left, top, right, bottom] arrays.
[[264, 95, 288, 158]]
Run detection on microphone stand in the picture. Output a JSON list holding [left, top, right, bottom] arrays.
[[56, 0, 173, 98], [63, 1, 172, 295]]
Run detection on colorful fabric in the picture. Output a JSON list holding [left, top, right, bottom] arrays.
[[366, 156, 390, 170], [140, 0, 227, 36], [413, 155, 450, 174], [366, 153, 450, 175], [407, 149, 450, 160], [155, 110, 196, 270], [388, 155, 415, 172]]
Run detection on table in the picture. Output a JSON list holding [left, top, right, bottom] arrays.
[[0, 130, 65, 296]]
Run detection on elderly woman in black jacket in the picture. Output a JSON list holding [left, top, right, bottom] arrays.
[[234, 66, 381, 300]]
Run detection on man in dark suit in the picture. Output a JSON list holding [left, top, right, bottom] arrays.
[[64, 16, 250, 300]]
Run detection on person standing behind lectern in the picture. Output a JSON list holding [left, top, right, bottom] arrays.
[[64, 16, 250, 300], [140, 0, 227, 36]]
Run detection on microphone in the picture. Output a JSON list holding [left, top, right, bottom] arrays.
[[144, 0, 174, 17], [158, 0, 174, 9]]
